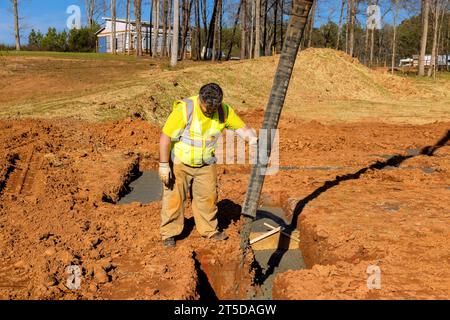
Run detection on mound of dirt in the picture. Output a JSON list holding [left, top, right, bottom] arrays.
[[290, 48, 421, 101], [144, 48, 447, 124]]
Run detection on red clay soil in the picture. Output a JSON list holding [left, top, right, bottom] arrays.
[[0, 118, 254, 300], [1, 112, 449, 300]]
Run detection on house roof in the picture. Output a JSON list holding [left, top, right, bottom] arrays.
[[95, 27, 105, 36], [102, 17, 153, 27]]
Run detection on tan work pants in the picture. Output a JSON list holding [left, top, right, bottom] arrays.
[[160, 163, 218, 240]]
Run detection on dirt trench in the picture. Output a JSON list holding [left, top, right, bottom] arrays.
[[0, 118, 260, 300], [1, 116, 449, 300]]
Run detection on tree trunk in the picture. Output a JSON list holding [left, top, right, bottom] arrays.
[[181, 0, 192, 59], [111, 0, 116, 54], [436, 0, 448, 74], [419, 0, 430, 76], [364, 25, 369, 65], [206, 0, 219, 59], [391, 0, 398, 74], [171, 0, 180, 66], [240, 0, 315, 258], [249, 0, 254, 59], [149, 0, 153, 56], [273, 0, 278, 53], [240, 0, 247, 59], [218, 0, 223, 60], [336, 0, 345, 50], [307, 0, 316, 47], [162, 0, 168, 57], [152, 0, 160, 57], [227, 1, 242, 60], [263, 0, 268, 54], [135, 0, 143, 56], [345, 0, 350, 53], [194, 0, 201, 59], [124, 0, 131, 53], [427, 0, 441, 77], [211, 0, 219, 61], [167, 0, 172, 57], [202, 0, 208, 49], [86, 0, 95, 28], [13, 0, 21, 50], [280, 0, 284, 48], [255, 0, 261, 57], [348, 0, 356, 57]]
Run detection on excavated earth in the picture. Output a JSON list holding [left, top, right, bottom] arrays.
[[0, 110, 449, 300]]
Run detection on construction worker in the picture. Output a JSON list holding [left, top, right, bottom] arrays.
[[158, 83, 257, 248]]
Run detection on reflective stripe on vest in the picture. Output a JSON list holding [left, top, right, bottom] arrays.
[[173, 97, 226, 166]]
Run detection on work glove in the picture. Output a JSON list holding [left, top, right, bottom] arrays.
[[159, 162, 171, 186]]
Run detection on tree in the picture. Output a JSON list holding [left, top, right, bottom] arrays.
[[194, 0, 202, 59], [419, 0, 430, 76], [135, 0, 143, 56], [427, 0, 448, 77], [85, 0, 109, 27], [162, 0, 168, 57], [171, 0, 180, 65], [13, 0, 21, 50], [336, 0, 346, 49], [124, 0, 131, 54], [28, 29, 45, 50], [111, 0, 116, 54], [86, 0, 95, 27], [227, 1, 242, 59], [202, 0, 208, 47], [181, 0, 193, 59], [152, 0, 160, 57], [68, 27, 98, 52], [307, 0, 316, 47], [348, 0, 358, 56], [392, 0, 399, 73], [240, 0, 247, 59], [255, 0, 261, 57]]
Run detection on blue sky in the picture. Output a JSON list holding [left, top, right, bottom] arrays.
[[0, 0, 157, 44], [0, 0, 418, 45]]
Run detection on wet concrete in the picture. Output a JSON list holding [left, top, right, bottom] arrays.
[[251, 206, 305, 300], [118, 171, 163, 204]]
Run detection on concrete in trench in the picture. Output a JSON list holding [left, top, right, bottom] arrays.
[[117, 172, 305, 299], [118, 171, 163, 204], [250, 206, 306, 300]]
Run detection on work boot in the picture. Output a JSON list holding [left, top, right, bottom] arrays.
[[210, 231, 228, 241], [163, 237, 176, 248]]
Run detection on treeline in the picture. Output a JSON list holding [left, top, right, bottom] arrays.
[[26, 27, 98, 52], [6, 0, 450, 73], [308, 12, 450, 67]]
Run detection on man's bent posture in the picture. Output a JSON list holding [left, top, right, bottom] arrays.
[[159, 83, 256, 248]]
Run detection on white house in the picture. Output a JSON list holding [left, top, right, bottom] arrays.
[[96, 17, 190, 55]]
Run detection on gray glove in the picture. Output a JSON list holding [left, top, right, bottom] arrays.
[[158, 162, 171, 185]]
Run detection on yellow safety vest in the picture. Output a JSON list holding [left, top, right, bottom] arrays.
[[172, 96, 227, 167]]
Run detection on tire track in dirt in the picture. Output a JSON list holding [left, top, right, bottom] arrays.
[[2, 146, 43, 198]]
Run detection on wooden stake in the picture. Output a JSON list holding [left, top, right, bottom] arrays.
[[249, 226, 281, 245], [264, 222, 300, 242]]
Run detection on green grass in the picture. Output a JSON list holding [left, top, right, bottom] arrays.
[[0, 50, 143, 61], [397, 70, 450, 81]]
